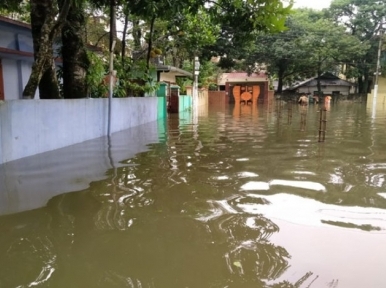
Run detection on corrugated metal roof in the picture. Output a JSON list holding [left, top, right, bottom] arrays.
[[285, 73, 355, 90]]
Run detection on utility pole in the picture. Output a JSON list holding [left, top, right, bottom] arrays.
[[192, 56, 200, 123], [108, 0, 116, 136], [372, 28, 383, 118]]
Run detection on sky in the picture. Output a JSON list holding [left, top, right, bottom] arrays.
[[292, 0, 332, 10]]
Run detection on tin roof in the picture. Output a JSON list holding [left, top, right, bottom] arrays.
[[286, 72, 355, 90]]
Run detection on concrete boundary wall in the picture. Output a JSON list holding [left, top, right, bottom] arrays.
[[0, 97, 158, 164], [0, 121, 160, 215]]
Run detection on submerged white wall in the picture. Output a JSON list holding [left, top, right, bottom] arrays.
[[0, 97, 158, 164], [0, 120, 161, 215]]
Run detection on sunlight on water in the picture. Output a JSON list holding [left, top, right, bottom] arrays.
[[270, 179, 326, 192], [237, 193, 386, 232], [240, 181, 270, 191], [240, 179, 326, 192], [237, 171, 259, 178]]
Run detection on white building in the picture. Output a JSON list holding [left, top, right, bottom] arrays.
[[0, 16, 39, 100]]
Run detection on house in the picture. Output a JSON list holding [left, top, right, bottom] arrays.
[[0, 16, 109, 100], [0, 16, 188, 100], [0, 16, 36, 100], [156, 64, 192, 96], [217, 72, 271, 104], [156, 64, 192, 84], [284, 72, 355, 96], [155, 64, 193, 113]]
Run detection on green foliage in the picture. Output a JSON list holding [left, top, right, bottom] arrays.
[[218, 58, 237, 71], [181, 59, 220, 89], [144, 10, 218, 69], [11, 0, 298, 99], [243, 13, 309, 91], [244, 8, 367, 92], [171, 8, 220, 58], [301, 17, 366, 69], [208, 0, 293, 33], [0, 0, 24, 13], [85, 51, 108, 98], [114, 58, 159, 97], [77, 52, 161, 98], [198, 60, 221, 88], [329, 0, 386, 92], [176, 77, 192, 94], [56, 51, 109, 98], [201, 0, 293, 63], [0, 0, 30, 22], [56, 66, 64, 98], [208, 83, 218, 91]]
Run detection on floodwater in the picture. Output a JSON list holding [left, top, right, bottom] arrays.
[[1, 101, 386, 288]]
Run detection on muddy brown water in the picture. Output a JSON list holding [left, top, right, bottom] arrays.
[[1, 102, 386, 288]]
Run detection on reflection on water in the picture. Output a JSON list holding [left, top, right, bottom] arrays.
[[1, 102, 386, 287]]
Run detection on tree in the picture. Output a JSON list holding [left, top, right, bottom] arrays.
[[203, 0, 293, 65], [329, 0, 386, 93], [126, 0, 203, 71], [30, 0, 61, 99], [300, 15, 367, 94], [59, 0, 89, 99], [0, 0, 30, 22], [245, 8, 367, 93], [8, 0, 297, 99], [168, 8, 220, 60], [244, 14, 309, 93], [0, 0, 61, 99], [126, 0, 293, 71], [22, 0, 71, 99]]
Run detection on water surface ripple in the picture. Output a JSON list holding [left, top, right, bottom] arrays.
[[1, 102, 386, 287]]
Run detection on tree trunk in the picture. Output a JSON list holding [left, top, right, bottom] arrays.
[[30, 0, 60, 99], [316, 68, 322, 94], [146, 15, 156, 72], [172, 53, 177, 67], [22, 40, 51, 99], [132, 17, 141, 51], [109, 0, 117, 52], [40, 59, 61, 98], [23, 0, 71, 99], [60, 1, 88, 99], [363, 73, 370, 94], [357, 67, 370, 94], [121, 7, 129, 61], [277, 67, 285, 93], [357, 75, 363, 93]]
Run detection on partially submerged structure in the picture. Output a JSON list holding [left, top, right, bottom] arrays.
[[156, 64, 192, 84], [217, 72, 272, 104], [155, 64, 193, 114], [284, 72, 356, 97]]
